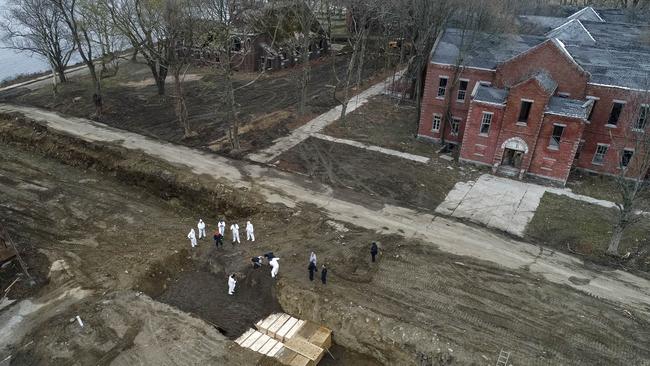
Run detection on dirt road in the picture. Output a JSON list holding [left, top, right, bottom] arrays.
[[2, 103, 649, 314]]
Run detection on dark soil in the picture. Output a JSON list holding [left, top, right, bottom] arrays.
[[157, 265, 282, 339]]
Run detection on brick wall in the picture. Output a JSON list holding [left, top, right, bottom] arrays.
[[459, 101, 505, 165], [495, 40, 589, 99], [528, 114, 585, 182]]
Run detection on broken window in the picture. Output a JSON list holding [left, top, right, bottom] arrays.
[[437, 77, 448, 98], [608, 102, 624, 126], [621, 149, 634, 168], [549, 124, 565, 149], [451, 118, 461, 136], [432, 114, 441, 132], [592, 144, 608, 165], [479, 112, 492, 135], [518, 100, 533, 123], [457, 80, 469, 102], [588, 98, 598, 121], [634, 104, 649, 130]]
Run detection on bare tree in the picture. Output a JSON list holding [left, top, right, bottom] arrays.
[[1, 0, 74, 85], [51, 0, 104, 116], [291, 0, 321, 116], [606, 85, 650, 256]]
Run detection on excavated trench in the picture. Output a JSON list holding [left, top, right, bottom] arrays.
[[0, 116, 383, 365]]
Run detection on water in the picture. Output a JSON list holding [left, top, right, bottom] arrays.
[[0, 0, 53, 82]]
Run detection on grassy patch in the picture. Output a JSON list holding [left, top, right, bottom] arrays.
[[566, 170, 621, 203], [276, 137, 482, 210], [527, 192, 650, 272], [323, 95, 435, 157]]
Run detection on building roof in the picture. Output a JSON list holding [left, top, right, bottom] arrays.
[[566, 6, 604, 22], [532, 71, 558, 94], [517, 15, 567, 32], [546, 19, 596, 45], [473, 85, 507, 105], [431, 28, 546, 69], [565, 45, 650, 90], [596, 8, 650, 24], [546, 97, 590, 119], [579, 21, 650, 51]]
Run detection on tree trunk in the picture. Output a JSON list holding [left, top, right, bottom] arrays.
[[356, 29, 368, 88], [225, 70, 240, 151], [607, 223, 625, 256], [87, 62, 102, 117], [298, 39, 311, 116], [339, 38, 360, 122], [173, 71, 190, 137]]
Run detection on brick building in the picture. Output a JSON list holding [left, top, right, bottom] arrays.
[[418, 7, 650, 184]]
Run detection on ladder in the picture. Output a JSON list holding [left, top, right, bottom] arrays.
[[496, 349, 510, 366]]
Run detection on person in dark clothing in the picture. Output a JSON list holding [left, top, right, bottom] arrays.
[[371, 242, 378, 262], [251, 256, 263, 268], [213, 230, 224, 248], [308, 261, 317, 281], [264, 252, 275, 262], [321, 265, 327, 284]]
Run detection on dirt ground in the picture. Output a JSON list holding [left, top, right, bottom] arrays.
[[0, 55, 390, 156], [276, 137, 484, 211], [527, 192, 650, 274], [1, 121, 650, 366], [323, 95, 435, 157]]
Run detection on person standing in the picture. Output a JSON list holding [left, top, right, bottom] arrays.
[[308, 261, 317, 281], [228, 274, 237, 295], [309, 251, 317, 266], [187, 228, 197, 248], [246, 221, 255, 242], [213, 230, 223, 248], [371, 242, 378, 262], [321, 265, 328, 285], [197, 219, 206, 239], [230, 223, 240, 244], [218, 219, 226, 236], [251, 256, 263, 268], [269, 257, 280, 278]]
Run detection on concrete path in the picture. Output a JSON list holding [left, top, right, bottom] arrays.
[[437, 174, 634, 237], [2, 103, 650, 315], [246, 71, 404, 164], [312, 133, 430, 164]]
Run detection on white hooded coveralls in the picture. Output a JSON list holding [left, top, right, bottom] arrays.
[[187, 229, 197, 248], [228, 275, 237, 295], [230, 223, 240, 243], [269, 258, 280, 278], [246, 221, 255, 241], [218, 220, 226, 235], [197, 219, 206, 239]]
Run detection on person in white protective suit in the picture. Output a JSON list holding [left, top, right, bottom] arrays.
[[230, 223, 240, 244], [309, 252, 317, 266], [269, 257, 280, 278], [246, 221, 255, 242], [187, 228, 197, 248], [197, 219, 206, 239], [228, 274, 237, 295], [218, 219, 226, 236]]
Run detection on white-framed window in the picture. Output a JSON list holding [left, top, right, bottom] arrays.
[[621, 149, 634, 168], [548, 124, 565, 149], [592, 144, 609, 165], [457, 79, 469, 102], [437, 76, 448, 98], [432, 114, 441, 132], [479, 112, 492, 135], [450, 117, 461, 136], [634, 104, 649, 130]]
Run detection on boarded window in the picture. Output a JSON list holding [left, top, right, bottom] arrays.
[[457, 80, 469, 102], [593, 144, 608, 165], [451, 118, 461, 136], [437, 77, 448, 98], [608, 102, 624, 125], [479, 112, 492, 135], [518, 101, 533, 123], [549, 125, 564, 149]]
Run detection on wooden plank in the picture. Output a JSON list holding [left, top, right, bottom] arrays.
[[267, 342, 284, 357], [235, 328, 256, 346], [284, 336, 324, 362], [276, 348, 299, 365], [257, 313, 282, 333], [268, 313, 291, 339], [250, 333, 272, 352], [240, 331, 263, 349], [295, 321, 319, 340], [308, 326, 332, 349], [258, 338, 279, 355], [277, 317, 299, 342], [284, 320, 305, 341], [288, 354, 311, 366]]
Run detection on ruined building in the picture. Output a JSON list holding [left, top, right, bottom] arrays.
[[418, 7, 650, 184]]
